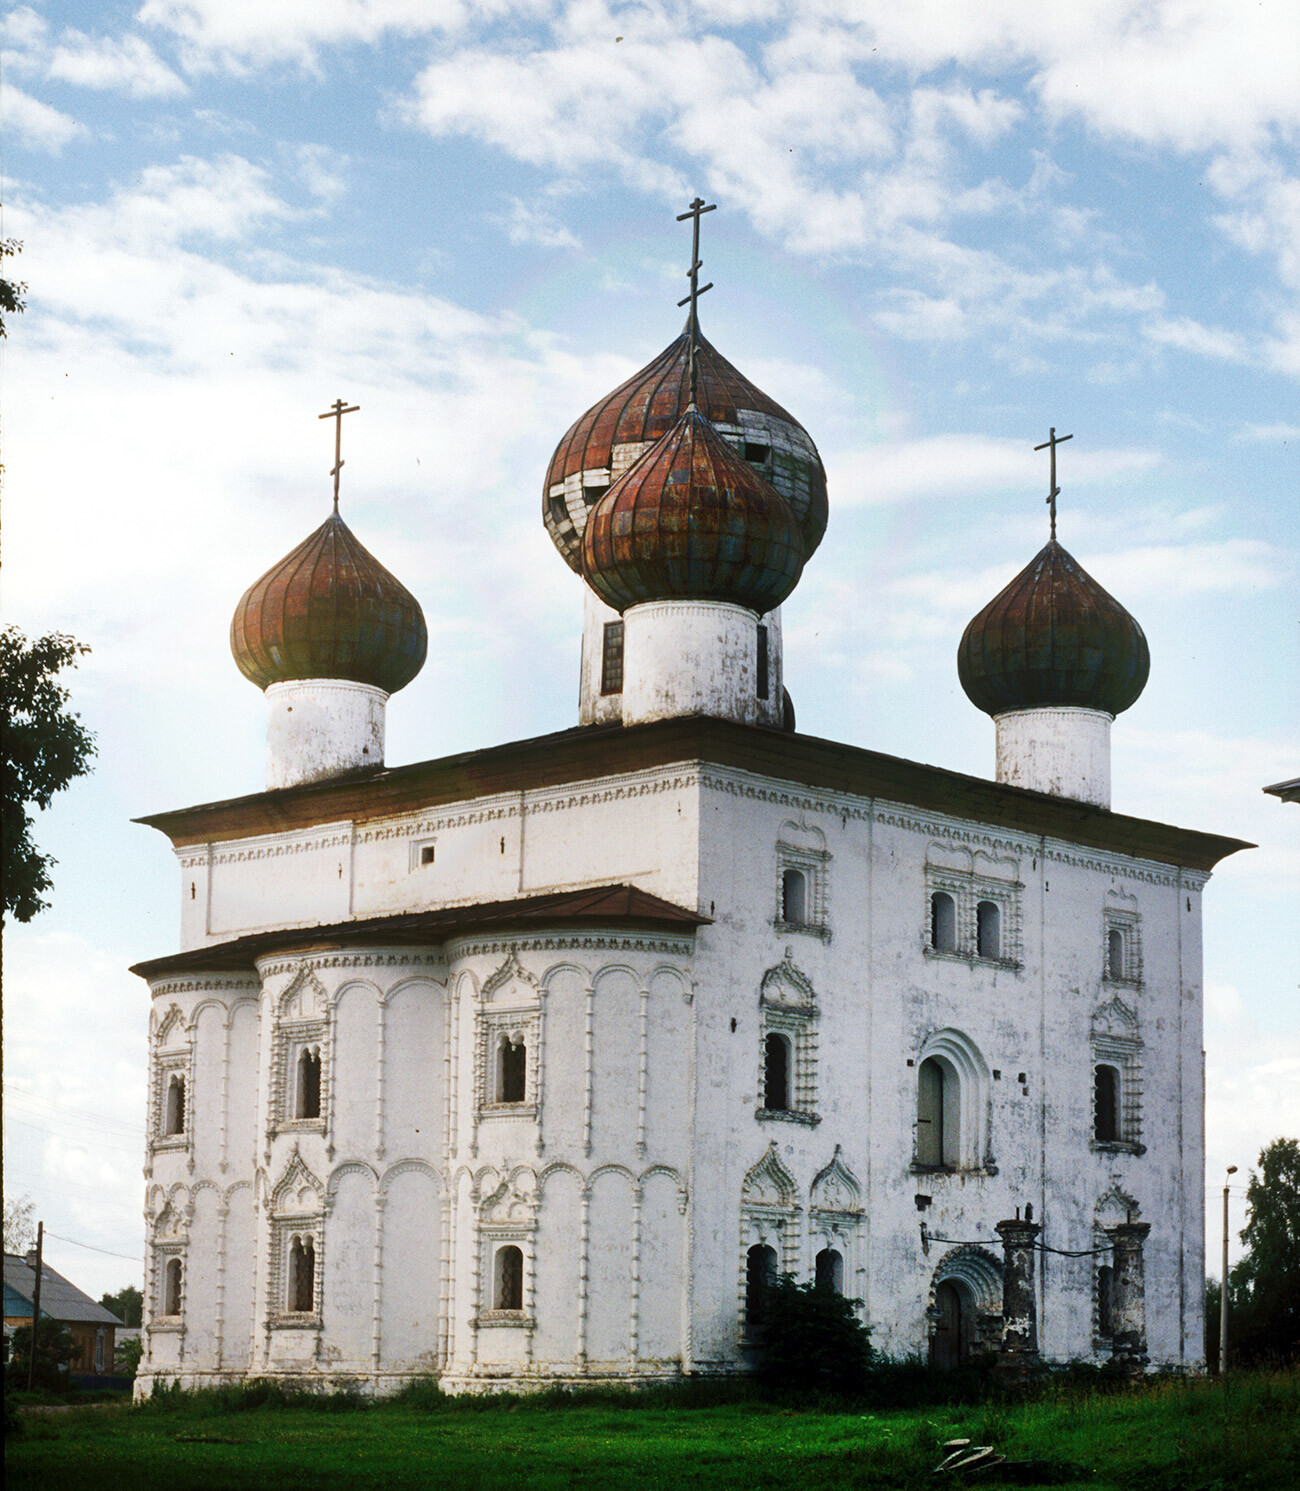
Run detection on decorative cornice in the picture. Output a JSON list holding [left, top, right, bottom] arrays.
[[147, 975, 260, 997], [448, 932, 694, 958], [255, 950, 446, 978]]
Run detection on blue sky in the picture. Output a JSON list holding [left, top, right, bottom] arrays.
[[2, 1, 1296, 1298]]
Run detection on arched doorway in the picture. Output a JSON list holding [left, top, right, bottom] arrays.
[[931, 1279, 971, 1369]]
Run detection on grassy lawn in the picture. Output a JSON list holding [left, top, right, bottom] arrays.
[[7, 1371, 1298, 1490]]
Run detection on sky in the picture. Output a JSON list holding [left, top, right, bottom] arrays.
[[2, 0, 1297, 1304]]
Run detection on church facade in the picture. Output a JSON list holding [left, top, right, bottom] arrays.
[[133, 230, 1246, 1394]]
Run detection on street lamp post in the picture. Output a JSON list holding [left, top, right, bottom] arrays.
[[1220, 1165, 1237, 1374]]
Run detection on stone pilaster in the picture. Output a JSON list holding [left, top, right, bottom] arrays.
[[995, 1214, 1042, 1381], [1108, 1221, 1151, 1376]]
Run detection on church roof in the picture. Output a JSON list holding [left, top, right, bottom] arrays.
[[958, 539, 1149, 718], [581, 407, 805, 615], [231, 510, 428, 694], [135, 716, 1252, 874], [543, 325, 828, 572], [130, 884, 707, 979]]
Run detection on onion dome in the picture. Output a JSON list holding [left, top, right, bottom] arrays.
[[545, 324, 827, 573], [231, 511, 427, 694], [958, 539, 1149, 717], [581, 405, 804, 615]]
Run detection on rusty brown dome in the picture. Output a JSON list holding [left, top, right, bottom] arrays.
[[546, 324, 827, 573], [958, 539, 1149, 717], [231, 511, 427, 694], [581, 406, 805, 616]]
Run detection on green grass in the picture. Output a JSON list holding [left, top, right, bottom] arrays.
[[7, 1370, 1298, 1490]]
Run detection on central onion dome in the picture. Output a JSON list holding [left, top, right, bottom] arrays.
[[231, 511, 428, 694], [958, 539, 1149, 716], [545, 324, 827, 573], [581, 405, 804, 615]]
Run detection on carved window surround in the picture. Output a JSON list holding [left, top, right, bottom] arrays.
[[757, 950, 819, 1125], [1102, 908, 1144, 989], [923, 865, 1023, 970], [1091, 996, 1145, 1154]]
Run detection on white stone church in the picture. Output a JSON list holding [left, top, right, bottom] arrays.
[[132, 233, 1246, 1394]]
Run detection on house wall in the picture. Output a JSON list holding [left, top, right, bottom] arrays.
[[139, 757, 1208, 1395]]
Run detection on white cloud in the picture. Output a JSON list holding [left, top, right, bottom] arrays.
[[1236, 422, 1300, 443], [48, 31, 187, 97], [829, 433, 1159, 506], [1145, 315, 1252, 363], [502, 197, 580, 250], [2, 84, 86, 152]]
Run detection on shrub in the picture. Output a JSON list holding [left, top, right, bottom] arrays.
[[755, 1275, 874, 1397]]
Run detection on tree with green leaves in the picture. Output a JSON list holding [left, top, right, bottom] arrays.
[[1, 627, 97, 923], [755, 1274, 874, 1396], [4, 1320, 77, 1389], [0, 238, 25, 338], [1233, 1137, 1300, 1363], [99, 1286, 142, 1328]]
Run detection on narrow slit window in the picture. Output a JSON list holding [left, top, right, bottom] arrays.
[[746, 1243, 777, 1327], [917, 1057, 945, 1167], [164, 1073, 186, 1136], [756, 624, 770, 701], [930, 892, 956, 953], [495, 1245, 524, 1311], [763, 1032, 791, 1111], [297, 1047, 322, 1120], [1107, 928, 1124, 981], [600, 621, 624, 695], [814, 1247, 843, 1294], [781, 868, 806, 925], [976, 900, 1001, 960], [163, 1257, 183, 1316], [1094, 1064, 1120, 1143], [499, 1036, 527, 1104], [288, 1235, 315, 1313], [1097, 1263, 1115, 1336]]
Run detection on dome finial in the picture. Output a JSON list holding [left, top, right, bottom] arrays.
[[1033, 425, 1073, 541], [318, 397, 360, 514], [675, 196, 716, 406]]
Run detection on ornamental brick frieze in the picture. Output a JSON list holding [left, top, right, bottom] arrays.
[[148, 975, 260, 1000], [255, 950, 446, 979], [445, 932, 695, 959]]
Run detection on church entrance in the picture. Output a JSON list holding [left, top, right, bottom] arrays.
[[930, 1279, 971, 1369]]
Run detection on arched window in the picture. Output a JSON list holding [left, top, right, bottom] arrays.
[[781, 869, 807, 926], [930, 892, 956, 953], [498, 1036, 527, 1104], [495, 1245, 524, 1311], [288, 1235, 315, 1313], [163, 1257, 183, 1316], [746, 1243, 777, 1327], [976, 900, 1001, 960], [297, 1047, 322, 1119], [814, 1247, 843, 1294], [763, 1032, 791, 1111], [1097, 1264, 1115, 1337], [1107, 928, 1125, 981], [1094, 1064, 1120, 1142], [917, 1056, 960, 1168], [164, 1074, 186, 1136]]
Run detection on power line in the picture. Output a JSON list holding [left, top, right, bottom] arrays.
[[6, 1115, 143, 1156], [43, 1230, 143, 1263], [5, 1086, 141, 1138]]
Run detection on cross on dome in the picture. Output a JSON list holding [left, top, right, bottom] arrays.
[[676, 196, 716, 404], [1033, 426, 1073, 540], [319, 398, 360, 512]]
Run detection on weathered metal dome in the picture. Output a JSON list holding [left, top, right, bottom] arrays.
[[546, 324, 827, 573], [581, 406, 805, 616], [231, 511, 427, 694], [958, 540, 1149, 717]]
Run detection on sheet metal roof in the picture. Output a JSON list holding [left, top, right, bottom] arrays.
[[4, 1254, 125, 1326]]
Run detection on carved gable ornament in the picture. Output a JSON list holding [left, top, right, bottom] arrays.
[[1095, 1181, 1140, 1227], [271, 1148, 325, 1216], [742, 1142, 798, 1209], [1091, 994, 1139, 1041], [480, 1169, 538, 1226], [760, 948, 815, 1010], [279, 967, 328, 1021], [155, 1003, 187, 1048], [777, 820, 829, 860], [810, 1146, 862, 1217], [482, 949, 541, 1005]]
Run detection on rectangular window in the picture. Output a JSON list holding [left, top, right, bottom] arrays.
[[600, 621, 624, 695], [756, 624, 770, 700]]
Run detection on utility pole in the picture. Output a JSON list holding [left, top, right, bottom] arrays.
[[27, 1220, 44, 1391], [1220, 1165, 1237, 1373]]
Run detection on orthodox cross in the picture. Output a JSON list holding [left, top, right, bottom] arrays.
[[676, 196, 716, 404], [1033, 426, 1073, 540], [318, 398, 360, 512]]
